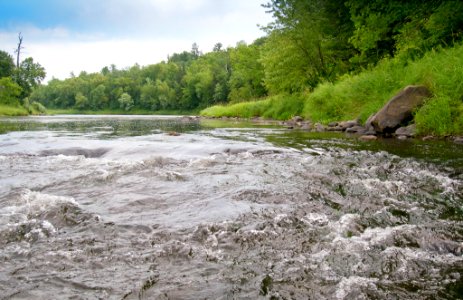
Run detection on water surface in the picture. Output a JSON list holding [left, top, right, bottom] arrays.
[[0, 115, 462, 299]]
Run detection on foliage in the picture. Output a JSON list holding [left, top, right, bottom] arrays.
[[15, 57, 46, 98], [118, 92, 134, 111], [0, 77, 22, 106], [346, 0, 463, 65], [303, 43, 463, 135], [201, 94, 303, 120], [261, 0, 355, 92], [0, 50, 15, 78], [228, 41, 266, 102], [0, 104, 28, 116]]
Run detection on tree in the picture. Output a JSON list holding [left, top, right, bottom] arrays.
[[0, 50, 15, 78], [75, 92, 89, 109], [345, 0, 463, 64], [14, 32, 24, 68], [15, 57, 46, 98], [0, 77, 22, 105], [229, 41, 266, 102], [118, 92, 133, 111], [261, 0, 355, 91]]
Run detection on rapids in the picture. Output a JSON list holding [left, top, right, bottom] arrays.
[[0, 115, 462, 299]]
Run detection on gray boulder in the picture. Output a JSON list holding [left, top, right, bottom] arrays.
[[370, 85, 431, 133], [395, 124, 417, 137]]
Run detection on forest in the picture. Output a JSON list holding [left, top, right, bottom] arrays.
[[1, 0, 463, 134]]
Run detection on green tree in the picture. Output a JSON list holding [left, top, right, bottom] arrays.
[[0, 50, 15, 78], [0, 77, 22, 105], [75, 92, 89, 109], [345, 0, 463, 64], [262, 0, 354, 92], [229, 41, 266, 102], [15, 57, 46, 98], [118, 92, 133, 111]]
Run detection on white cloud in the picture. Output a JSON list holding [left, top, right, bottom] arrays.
[[0, 0, 273, 81]]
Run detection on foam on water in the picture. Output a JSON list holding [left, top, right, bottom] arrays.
[[0, 116, 462, 299]]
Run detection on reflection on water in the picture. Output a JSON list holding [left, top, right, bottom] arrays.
[[0, 115, 462, 299]]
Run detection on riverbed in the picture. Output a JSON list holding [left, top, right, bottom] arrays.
[[0, 115, 462, 299]]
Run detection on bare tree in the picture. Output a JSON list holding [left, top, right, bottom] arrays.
[[14, 32, 24, 68]]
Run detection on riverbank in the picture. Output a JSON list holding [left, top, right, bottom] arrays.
[[46, 108, 200, 116], [0, 104, 29, 116], [201, 43, 463, 137]]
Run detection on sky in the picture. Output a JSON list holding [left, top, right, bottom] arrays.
[[0, 0, 272, 81]]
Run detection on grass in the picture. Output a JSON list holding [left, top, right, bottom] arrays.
[[201, 94, 304, 120], [303, 44, 463, 135], [201, 43, 463, 136], [0, 104, 29, 116]]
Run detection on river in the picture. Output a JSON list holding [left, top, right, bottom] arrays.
[[0, 115, 462, 299]]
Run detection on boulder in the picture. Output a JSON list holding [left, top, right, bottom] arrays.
[[395, 124, 417, 137], [370, 85, 431, 133], [454, 137, 463, 145]]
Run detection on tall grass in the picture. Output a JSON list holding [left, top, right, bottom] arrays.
[[0, 105, 29, 116], [304, 44, 463, 135], [200, 94, 304, 120]]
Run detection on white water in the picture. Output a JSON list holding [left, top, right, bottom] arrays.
[[0, 115, 462, 299]]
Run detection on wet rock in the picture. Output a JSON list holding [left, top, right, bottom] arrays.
[[326, 126, 343, 132], [314, 123, 326, 132], [338, 120, 359, 131], [454, 137, 463, 145], [370, 85, 431, 133], [328, 121, 338, 127], [422, 135, 436, 141], [346, 125, 367, 134], [397, 135, 408, 140], [359, 135, 378, 141], [292, 116, 303, 122], [39, 147, 110, 158], [395, 124, 417, 138], [166, 131, 180, 136]]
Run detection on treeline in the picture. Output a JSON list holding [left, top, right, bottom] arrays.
[[0, 33, 46, 114], [29, 41, 267, 112], [28, 0, 463, 113]]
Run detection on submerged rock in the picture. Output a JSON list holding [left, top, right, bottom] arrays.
[[370, 85, 431, 133]]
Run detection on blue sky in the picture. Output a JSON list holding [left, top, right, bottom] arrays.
[[0, 0, 272, 80]]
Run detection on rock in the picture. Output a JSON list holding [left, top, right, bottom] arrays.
[[359, 135, 378, 141], [397, 135, 408, 140], [167, 131, 180, 136], [454, 137, 463, 145], [370, 85, 431, 133], [314, 123, 325, 132], [422, 136, 436, 141], [338, 120, 358, 131], [326, 126, 343, 132], [328, 122, 338, 127], [292, 116, 303, 122], [395, 124, 417, 137], [346, 125, 367, 134]]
